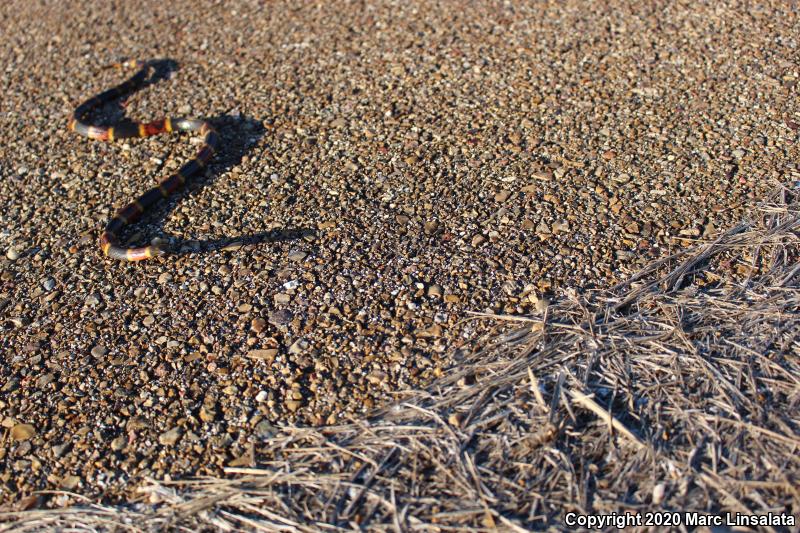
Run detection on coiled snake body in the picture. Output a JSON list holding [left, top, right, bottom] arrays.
[[69, 60, 219, 261]]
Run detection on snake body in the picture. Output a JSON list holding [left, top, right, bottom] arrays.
[[69, 60, 219, 261]]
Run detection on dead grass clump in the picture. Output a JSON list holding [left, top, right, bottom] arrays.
[[1, 184, 798, 531]]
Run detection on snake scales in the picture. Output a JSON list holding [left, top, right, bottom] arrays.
[[70, 60, 219, 261]]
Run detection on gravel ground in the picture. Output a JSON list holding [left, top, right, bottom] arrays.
[[0, 0, 797, 505]]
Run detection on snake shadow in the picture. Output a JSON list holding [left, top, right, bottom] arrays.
[[142, 113, 314, 256]]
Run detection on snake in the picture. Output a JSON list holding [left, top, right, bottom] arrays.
[[69, 60, 219, 261]]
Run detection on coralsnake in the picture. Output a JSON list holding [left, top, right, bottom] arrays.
[[69, 60, 219, 261]]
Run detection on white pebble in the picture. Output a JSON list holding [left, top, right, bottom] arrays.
[[652, 483, 665, 505]]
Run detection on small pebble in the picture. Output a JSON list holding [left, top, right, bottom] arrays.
[[427, 284, 443, 298], [285, 398, 302, 412], [251, 317, 267, 333], [247, 349, 277, 361], [268, 310, 293, 326], [60, 476, 81, 490], [111, 436, 127, 451], [288, 250, 307, 262], [11, 423, 36, 441], [652, 483, 665, 505], [158, 427, 183, 446], [90, 345, 107, 358], [494, 190, 511, 202], [288, 339, 308, 354]]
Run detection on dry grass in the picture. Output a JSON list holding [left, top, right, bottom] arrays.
[[1, 183, 798, 531]]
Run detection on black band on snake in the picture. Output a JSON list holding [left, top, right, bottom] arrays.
[[69, 60, 219, 261]]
